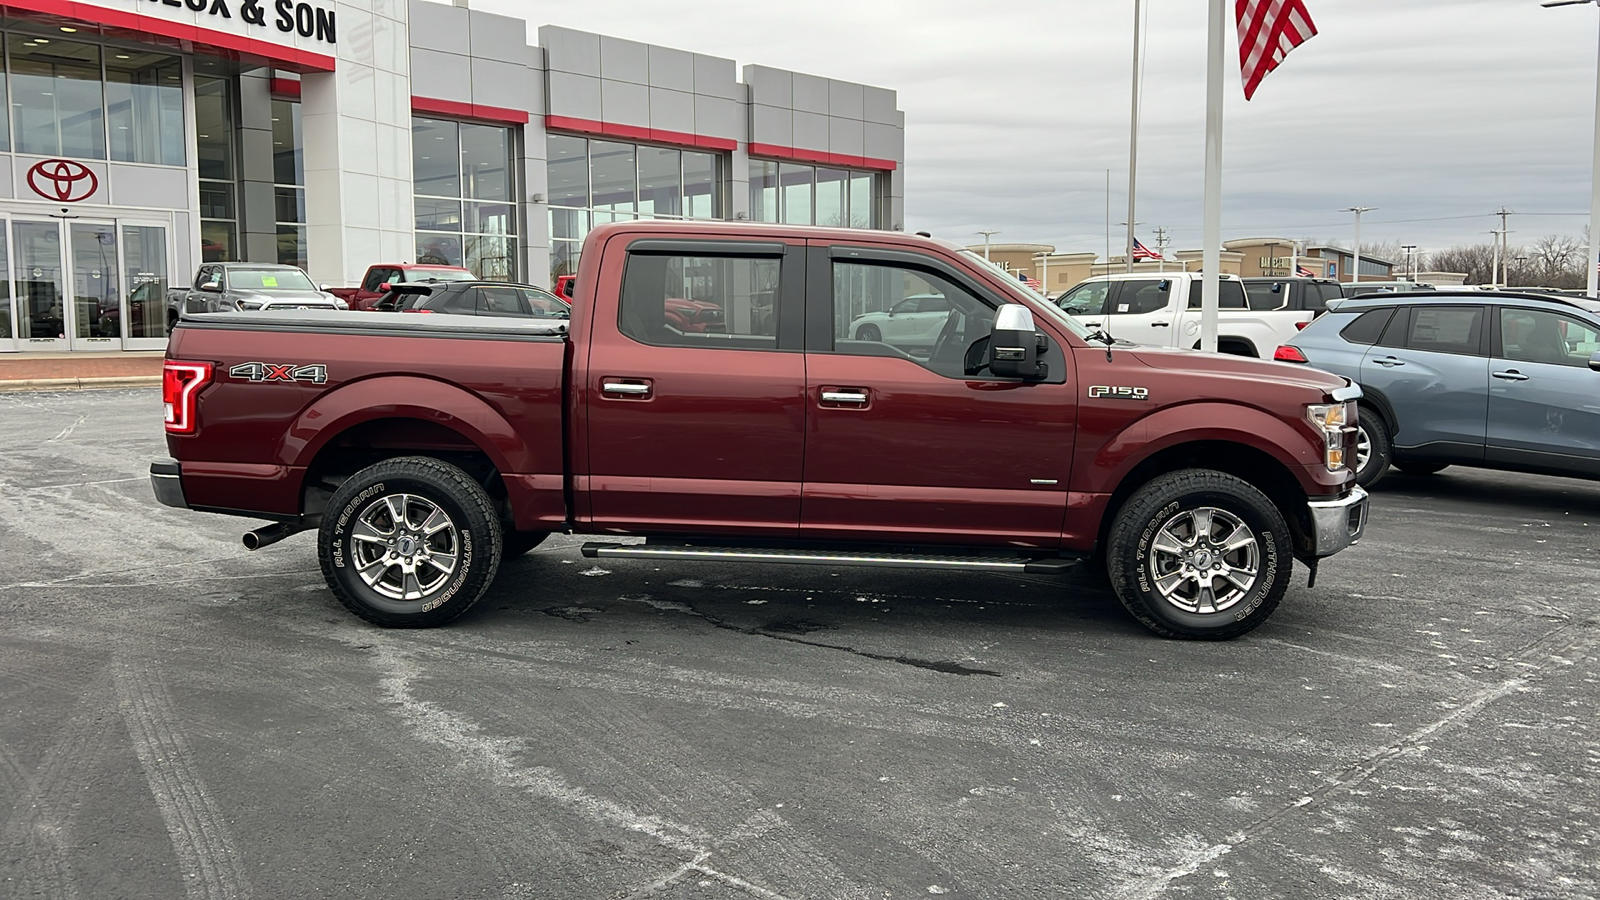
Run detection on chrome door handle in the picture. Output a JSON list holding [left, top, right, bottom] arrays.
[[1492, 370, 1529, 382], [821, 390, 869, 404], [602, 382, 652, 395], [1373, 357, 1405, 367]]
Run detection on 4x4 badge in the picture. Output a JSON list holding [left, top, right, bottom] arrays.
[[229, 362, 328, 384], [1088, 385, 1149, 400]]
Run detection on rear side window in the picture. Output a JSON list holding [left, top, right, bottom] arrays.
[[1115, 279, 1174, 314], [1339, 308, 1393, 344], [621, 252, 780, 350], [1187, 281, 1247, 309], [1309, 283, 1343, 310], [1246, 281, 1290, 311], [1403, 306, 1484, 356], [436, 287, 476, 313]]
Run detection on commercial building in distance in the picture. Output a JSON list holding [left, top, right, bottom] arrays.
[[0, 0, 905, 352]]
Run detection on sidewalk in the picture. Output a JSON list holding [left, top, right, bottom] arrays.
[[0, 350, 165, 392]]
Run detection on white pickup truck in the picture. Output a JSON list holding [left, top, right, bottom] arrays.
[[1052, 272, 1314, 358]]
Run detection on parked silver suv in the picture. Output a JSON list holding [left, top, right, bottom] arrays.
[[1276, 291, 1600, 487]]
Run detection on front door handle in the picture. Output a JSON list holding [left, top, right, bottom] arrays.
[[1492, 369, 1530, 382], [1150, 321, 1170, 327], [1373, 356, 1405, 367], [601, 379, 653, 398], [819, 386, 870, 407]]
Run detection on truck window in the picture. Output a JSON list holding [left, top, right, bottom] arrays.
[[1114, 279, 1173, 315], [1310, 282, 1343, 310], [620, 253, 780, 350], [1054, 281, 1111, 317], [1186, 281, 1247, 310], [1245, 281, 1290, 311], [361, 268, 392, 292], [832, 261, 995, 378]]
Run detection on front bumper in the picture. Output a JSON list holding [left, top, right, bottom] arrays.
[[1306, 484, 1368, 557], [150, 459, 189, 510]]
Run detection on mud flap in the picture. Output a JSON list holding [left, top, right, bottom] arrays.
[[1304, 558, 1319, 589]]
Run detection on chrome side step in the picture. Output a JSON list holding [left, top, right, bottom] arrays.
[[580, 543, 1082, 575]]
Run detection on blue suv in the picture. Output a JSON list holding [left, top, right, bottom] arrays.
[[1276, 291, 1600, 487]]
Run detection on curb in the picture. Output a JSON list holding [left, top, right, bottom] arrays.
[[0, 375, 162, 393]]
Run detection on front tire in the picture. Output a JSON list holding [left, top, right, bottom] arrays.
[[318, 456, 503, 627], [1106, 469, 1292, 640], [1355, 413, 1392, 488]]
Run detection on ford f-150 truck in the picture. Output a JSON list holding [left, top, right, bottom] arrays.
[[151, 221, 1368, 639]]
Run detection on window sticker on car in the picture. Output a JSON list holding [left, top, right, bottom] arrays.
[[262, 276, 279, 287], [1117, 304, 1129, 312], [228, 362, 328, 384]]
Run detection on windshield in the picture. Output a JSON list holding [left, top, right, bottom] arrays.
[[956, 249, 1091, 338], [409, 268, 477, 282], [229, 268, 315, 291]]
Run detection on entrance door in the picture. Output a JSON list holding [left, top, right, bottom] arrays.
[[119, 223, 172, 350], [12, 219, 69, 351], [66, 220, 122, 351]]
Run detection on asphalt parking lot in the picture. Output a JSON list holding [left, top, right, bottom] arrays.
[[1, 388, 1596, 900]]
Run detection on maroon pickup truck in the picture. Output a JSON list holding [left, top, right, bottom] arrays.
[[151, 221, 1367, 639]]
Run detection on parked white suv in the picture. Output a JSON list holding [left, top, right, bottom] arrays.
[[1053, 272, 1314, 357]]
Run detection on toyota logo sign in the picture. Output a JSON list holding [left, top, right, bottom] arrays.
[[27, 159, 98, 203]]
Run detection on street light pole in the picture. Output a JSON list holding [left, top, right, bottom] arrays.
[[1343, 206, 1375, 286], [1544, 0, 1600, 295], [977, 230, 1000, 260], [1401, 243, 1417, 281], [1126, 0, 1143, 274]]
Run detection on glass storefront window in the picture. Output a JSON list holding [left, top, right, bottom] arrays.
[[413, 117, 461, 197], [780, 163, 812, 225], [638, 146, 681, 218], [816, 168, 847, 228], [461, 123, 510, 201], [123, 225, 169, 340], [106, 50, 183, 165], [201, 221, 235, 264], [0, 230, 9, 339], [749, 159, 778, 224], [466, 234, 513, 281], [194, 76, 233, 180], [548, 135, 588, 207], [416, 198, 463, 232], [273, 99, 302, 186], [591, 140, 636, 222], [849, 172, 873, 228], [276, 225, 306, 271], [14, 221, 64, 340], [684, 151, 718, 219], [11, 36, 105, 159], [750, 159, 878, 228], [417, 234, 462, 267]]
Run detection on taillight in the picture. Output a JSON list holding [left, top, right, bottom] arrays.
[[163, 360, 213, 434], [1274, 345, 1309, 364], [1294, 320, 1311, 330]]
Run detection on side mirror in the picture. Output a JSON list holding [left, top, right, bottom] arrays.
[[989, 305, 1046, 380], [199, 282, 220, 292], [319, 283, 333, 292], [1589, 350, 1600, 372], [377, 283, 391, 292]]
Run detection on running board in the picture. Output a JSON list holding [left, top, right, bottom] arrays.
[[580, 543, 1083, 575]]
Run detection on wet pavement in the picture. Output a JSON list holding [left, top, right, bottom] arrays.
[[2, 387, 1596, 899]]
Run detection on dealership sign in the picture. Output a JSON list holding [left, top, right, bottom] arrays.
[[143, 0, 337, 45], [27, 160, 99, 203]]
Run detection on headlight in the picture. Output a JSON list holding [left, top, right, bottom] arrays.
[[1307, 401, 1357, 471]]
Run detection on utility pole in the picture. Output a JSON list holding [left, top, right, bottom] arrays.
[[1540, 0, 1600, 295], [1401, 243, 1417, 281], [1514, 254, 1529, 287], [1153, 226, 1170, 273], [1343, 206, 1376, 286], [1489, 230, 1506, 288], [1495, 208, 1514, 288], [1118, 220, 1144, 269], [1126, 0, 1144, 273], [977, 230, 1000, 260]]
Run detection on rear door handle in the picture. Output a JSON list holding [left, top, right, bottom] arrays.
[[1150, 322, 1170, 327], [1492, 369, 1530, 382], [820, 387, 870, 407], [1373, 356, 1405, 367]]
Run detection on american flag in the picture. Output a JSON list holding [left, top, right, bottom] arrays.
[[1019, 273, 1043, 292], [1132, 238, 1163, 261], [1296, 264, 1315, 277], [1236, 0, 1318, 101]]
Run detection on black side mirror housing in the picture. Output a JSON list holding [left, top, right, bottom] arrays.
[[1589, 350, 1600, 372], [989, 305, 1047, 380]]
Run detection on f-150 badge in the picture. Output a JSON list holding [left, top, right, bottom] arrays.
[[1088, 385, 1149, 400], [228, 362, 328, 384]]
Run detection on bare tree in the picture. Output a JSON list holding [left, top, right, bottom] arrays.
[[1427, 244, 1499, 284]]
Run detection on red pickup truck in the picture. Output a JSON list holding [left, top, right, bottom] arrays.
[[151, 221, 1368, 639], [327, 263, 476, 312]]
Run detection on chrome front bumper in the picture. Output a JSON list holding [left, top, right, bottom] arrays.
[[150, 459, 189, 510], [1307, 485, 1368, 557]]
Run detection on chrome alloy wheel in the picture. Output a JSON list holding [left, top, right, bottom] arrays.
[[350, 494, 460, 601], [1355, 424, 1372, 475], [1147, 506, 1260, 615]]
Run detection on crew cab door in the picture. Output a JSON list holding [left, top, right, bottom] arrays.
[[801, 244, 1077, 547], [582, 237, 806, 536], [1360, 304, 1489, 460], [1103, 278, 1181, 347]]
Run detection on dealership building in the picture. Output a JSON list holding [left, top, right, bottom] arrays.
[[0, 0, 905, 352]]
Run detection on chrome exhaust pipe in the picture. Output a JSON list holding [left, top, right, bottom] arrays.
[[242, 522, 303, 551]]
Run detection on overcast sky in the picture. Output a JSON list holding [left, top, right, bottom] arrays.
[[474, 0, 1599, 257]]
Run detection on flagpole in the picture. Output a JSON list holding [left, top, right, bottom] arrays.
[[1200, 0, 1224, 353], [1126, 0, 1142, 274]]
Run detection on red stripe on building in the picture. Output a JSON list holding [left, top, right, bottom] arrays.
[[413, 96, 530, 125], [544, 115, 737, 152], [0, 0, 336, 72], [269, 77, 302, 97], [748, 142, 897, 172]]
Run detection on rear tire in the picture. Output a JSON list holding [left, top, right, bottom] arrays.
[[1106, 469, 1292, 640], [1394, 461, 1448, 476], [318, 456, 503, 627], [1355, 413, 1392, 488], [855, 324, 881, 342]]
